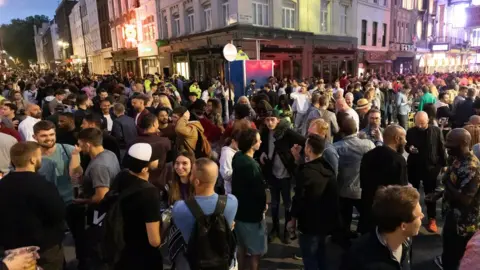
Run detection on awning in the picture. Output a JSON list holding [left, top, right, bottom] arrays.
[[366, 60, 392, 64]]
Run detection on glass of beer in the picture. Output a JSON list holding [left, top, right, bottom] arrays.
[[4, 246, 40, 270]]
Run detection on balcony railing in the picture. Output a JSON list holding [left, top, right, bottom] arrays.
[[435, 36, 466, 46]]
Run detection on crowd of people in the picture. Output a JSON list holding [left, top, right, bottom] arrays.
[[0, 70, 480, 270]]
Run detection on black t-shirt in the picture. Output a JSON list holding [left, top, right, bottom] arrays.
[[115, 171, 161, 252]]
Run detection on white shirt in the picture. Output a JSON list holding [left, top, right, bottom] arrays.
[[291, 91, 310, 113], [18, 116, 41, 141], [104, 114, 113, 132], [219, 146, 237, 194]]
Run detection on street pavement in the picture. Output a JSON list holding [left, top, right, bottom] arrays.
[[64, 187, 444, 270]]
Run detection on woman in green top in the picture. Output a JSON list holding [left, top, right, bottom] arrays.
[[274, 94, 293, 125]]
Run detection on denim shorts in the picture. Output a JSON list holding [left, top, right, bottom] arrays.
[[234, 220, 268, 256]]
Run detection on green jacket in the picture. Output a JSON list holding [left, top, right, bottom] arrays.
[[419, 92, 436, 111], [231, 151, 267, 223]]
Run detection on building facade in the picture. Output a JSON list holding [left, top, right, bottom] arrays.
[[55, 0, 78, 59], [356, 0, 392, 74], [33, 23, 49, 69], [41, 21, 61, 69], [156, 0, 358, 82], [69, 2, 87, 70], [98, 0, 113, 74]]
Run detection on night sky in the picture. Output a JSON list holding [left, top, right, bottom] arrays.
[[0, 0, 59, 24]]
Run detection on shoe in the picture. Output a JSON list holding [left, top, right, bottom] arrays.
[[427, 218, 438, 233], [434, 255, 443, 270], [283, 229, 292, 244], [268, 227, 280, 242]]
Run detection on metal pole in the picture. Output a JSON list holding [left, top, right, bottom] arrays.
[[256, 40, 260, 60], [226, 61, 231, 122], [80, 5, 89, 75]]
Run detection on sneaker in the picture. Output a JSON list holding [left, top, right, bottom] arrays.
[[427, 218, 438, 233], [434, 255, 443, 270]]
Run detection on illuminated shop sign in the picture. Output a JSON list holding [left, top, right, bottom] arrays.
[[431, 44, 449, 52], [123, 24, 137, 43]]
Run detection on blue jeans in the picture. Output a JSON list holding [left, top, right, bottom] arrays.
[[298, 233, 327, 270]]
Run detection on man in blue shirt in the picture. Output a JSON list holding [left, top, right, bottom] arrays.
[[173, 158, 238, 269]]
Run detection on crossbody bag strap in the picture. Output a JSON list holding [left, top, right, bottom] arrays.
[[185, 198, 205, 220]]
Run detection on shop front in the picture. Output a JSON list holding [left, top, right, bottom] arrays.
[[360, 51, 392, 74], [112, 48, 139, 76], [138, 41, 160, 77], [312, 48, 356, 83], [389, 43, 415, 74]]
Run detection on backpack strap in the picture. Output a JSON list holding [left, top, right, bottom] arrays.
[[185, 198, 205, 220], [213, 195, 227, 215]]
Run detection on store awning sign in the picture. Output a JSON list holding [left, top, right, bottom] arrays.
[[432, 44, 449, 52]]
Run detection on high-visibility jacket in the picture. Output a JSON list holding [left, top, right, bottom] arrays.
[[189, 84, 201, 98], [235, 50, 249, 60]]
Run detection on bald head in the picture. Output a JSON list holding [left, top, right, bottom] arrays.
[[193, 158, 218, 186], [415, 111, 429, 129], [336, 98, 347, 112], [26, 104, 41, 119], [469, 115, 480, 125], [383, 125, 405, 144]]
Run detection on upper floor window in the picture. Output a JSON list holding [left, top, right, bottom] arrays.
[[361, 19, 367, 45], [402, 0, 413, 9], [173, 16, 180, 37], [162, 14, 168, 39], [339, 5, 348, 35], [372, 21, 378, 46], [187, 11, 195, 33], [252, 0, 269, 26], [282, 1, 295, 29], [204, 7, 212, 30], [222, 0, 230, 26], [320, 0, 330, 33], [382, 23, 387, 46]]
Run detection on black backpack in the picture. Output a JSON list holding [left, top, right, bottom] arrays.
[[91, 181, 153, 268], [185, 195, 236, 270]]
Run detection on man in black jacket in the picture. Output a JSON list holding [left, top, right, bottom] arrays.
[[359, 125, 409, 234], [405, 111, 446, 233], [453, 87, 476, 128], [340, 185, 423, 270], [0, 142, 66, 270], [258, 110, 305, 243], [288, 134, 339, 269]]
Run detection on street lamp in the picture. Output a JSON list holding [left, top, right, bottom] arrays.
[[57, 40, 70, 60]]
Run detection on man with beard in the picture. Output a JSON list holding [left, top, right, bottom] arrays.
[[359, 125, 409, 234], [441, 128, 480, 269], [18, 103, 42, 141], [0, 142, 66, 270], [157, 107, 176, 141], [405, 111, 446, 233], [56, 112, 77, 146]]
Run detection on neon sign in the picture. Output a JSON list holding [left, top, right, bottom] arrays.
[[124, 24, 137, 43]]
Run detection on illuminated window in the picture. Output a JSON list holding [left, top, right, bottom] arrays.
[[402, 0, 413, 9], [252, 0, 269, 26], [282, 1, 295, 29], [453, 4, 468, 28], [176, 62, 190, 79], [204, 7, 212, 30], [320, 0, 330, 33], [222, 1, 229, 26]]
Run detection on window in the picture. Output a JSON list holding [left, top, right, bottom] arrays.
[[382, 23, 387, 46], [252, 0, 269, 26], [393, 19, 397, 39], [398, 22, 403, 42], [405, 23, 409, 42], [174, 16, 180, 36], [373, 0, 378, 4], [204, 7, 212, 30], [372, 21, 378, 46], [282, 2, 295, 29], [361, 20, 367, 45], [339, 5, 348, 34], [162, 14, 168, 39], [383, 0, 387, 6], [142, 15, 155, 42], [187, 12, 194, 33], [402, 0, 413, 9], [320, 0, 330, 32], [222, 1, 229, 26]]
